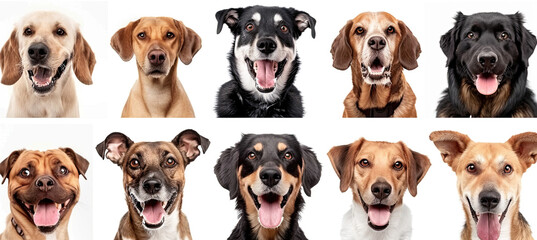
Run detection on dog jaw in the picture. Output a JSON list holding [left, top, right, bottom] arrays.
[[27, 59, 69, 95], [128, 188, 178, 230]]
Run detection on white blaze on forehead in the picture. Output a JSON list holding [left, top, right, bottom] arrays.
[[274, 14, 282, 24], [252, 12, 261, 25], [495, 155, 506, 165], [475, 155, 485, 165]]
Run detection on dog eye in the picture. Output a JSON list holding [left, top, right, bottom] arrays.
[[129, 159, 140, 169], [393, 161, 403, 170], [359, 159, 370, 167], [467, 32, 476, 39], [284, 152, 293, 160], [166, 32, 175, 39], [246, 23, 255, 32], [19, 168, 31, 177], [280, 25, 288, 33], [466, 163, 477, 173], [165, 157, 177, 167], [503, 164, 513, 174], [499, 32, 510, 40], [56, 28, 65, 36], [137, 32, 146, 39], [355, 27, 365, 35], [248, 152, 256, 160], [387, 26, 395, 34], [23, 28, 33, 36], [59, 166, 69, 175]]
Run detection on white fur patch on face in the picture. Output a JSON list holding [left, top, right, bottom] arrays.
[[252, 12, 261, 25], [358, 19, 395, 86], [274, 14, 282, 25]]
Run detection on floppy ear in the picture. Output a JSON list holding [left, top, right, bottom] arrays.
[[507, 132, 537, 171], [440, 12, 465, 67], [399, 142, 430, 197], [331, 20, 353, 70], [110, 19, 140, 61], [171, 129, 210, 164], [0, 150, 24, 184], [300, 145, 321, 197], [174, 20, 202, 65], [214, 147, 239, 199], [327, 138, 364, 192], [73, 31, 95, 85], [294, 11, 316, 38], [510, 12, 537, 68], [60, 148, 90, 180], [0, 30, 22, 85], [429, 130, 471, 171], [216, 8, 242, 34], [398, 20, 421, 70], [95, 132, 134, 166]]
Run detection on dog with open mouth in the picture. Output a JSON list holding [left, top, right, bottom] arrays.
[[96, 129, 209, 240], [0, 148, 89, 240], [0, 11, 95, 117], [437, 12, 537, 117], [328, 138, 430, 239], [215, 6, 316, 117], [430, 131, 537, 240], [215, 134, 321, 239]]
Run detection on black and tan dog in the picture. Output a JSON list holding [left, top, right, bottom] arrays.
[[96, 130, 209, 240], [0, 148, 89, 240], [215, 134, 321, 239]]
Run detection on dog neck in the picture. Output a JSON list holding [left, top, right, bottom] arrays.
[[136, 61, 180, 117]]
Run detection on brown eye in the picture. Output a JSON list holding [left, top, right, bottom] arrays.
[[284, 152, 293, 160], [248, 152, 256, 160], [165, 157, 176, 167], [467, 32, 475, 39], [19, 168, 31, 177], [137, 32, 146, 39], [24, 28, 33, 36], [130, 159, 140, 169], [166, 32, 175, 39], [466, 163, 476, 173], [246, 23, 255, 32], [503, 164, 513, 174], [499, 32, 510, 40], [356, 27, 365, 35], [387, 26, 395, 34], [59, 166, 69, 175], [359, 159, 370, 167], [56, 28, 65, 36], [393, 161, 403, 170], [280, 25, 288, 33]]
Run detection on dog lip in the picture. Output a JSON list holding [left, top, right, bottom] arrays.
[[15, 195, 74, 232], [28, 59, 68, 94], [247, 186, 293, 210], [360, 58, 391, 82], [466, 197, 511, 224]]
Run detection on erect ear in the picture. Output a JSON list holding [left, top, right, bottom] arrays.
[[215, 8, 242, 34], [397, 20, 421, 70], [73, 31, 95, 85], [507, 132, 537, 171], [300, 145, 321, 197], [327, 138, 364, 192], [429, 130, 471, 171], [0, 150, 24, 184], [214, 147, 239, 199], [171, 129, 210, 164], [174, 20, 202, 65], [95, 132, 134, 166], [110, 19, 140, 61], [399, 142, 431, 197], [331, 20, 353, 70], [440, 12, 465, 67], [60, 148, 90, 180], [510, 12, 537, 68], [294, 10, 316, 38], [0, 29, 22, 85]]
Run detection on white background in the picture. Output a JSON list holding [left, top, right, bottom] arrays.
[[0, 0, 536, 239]]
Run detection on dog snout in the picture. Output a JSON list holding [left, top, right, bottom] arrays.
[[368, 36, 386, 51], [478, 51, 498, 70], [371, 181, 391, 200], [143, 179, 163, 195], [148, 49, 166, 66], [260, 168, 281, 187], [35, 175, 55, 192], [479, 190, 501, 211], [28, 43, 49, 63], [257, 38, 277, 54]]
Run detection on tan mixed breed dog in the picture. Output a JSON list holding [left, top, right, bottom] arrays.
[[430, 131, 536, 240], [0, 11, 95, 117], [0, 148, 89, 240], [111, 17, 201, 118], [331, 12, 421, 117]]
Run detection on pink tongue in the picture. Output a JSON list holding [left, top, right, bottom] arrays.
[[255, 60, 276, 89], [258, 196, 283, 228], [371, 64, 383, 72], [477, 213, 501, 240], [33, 202, 60, 227], [142, 201, 165, 225], [368, 205, 391, 227], [475, 74, 498, 95]]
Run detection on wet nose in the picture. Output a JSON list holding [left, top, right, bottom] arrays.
[[479, 190, 501, 210], [28, 43, 49, 63], [148, 49, 166, 66], [260, 168, 281, 187], [371, 182, 392, 200], [478, 51, 497, 69], [35, 176, 55, 192], [257, 38, 277, 54], [368, 36, 386, 51], [143, 179, 163, 195]]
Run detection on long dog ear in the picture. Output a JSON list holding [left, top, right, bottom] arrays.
[[507, 132, 537, 171], [60, 148, 90, 180], [111, 19, 140, 61], [331, 20, 353, 70], [294, 10, 316, 38], [399, 142, 430, 197], [300, 145, 321, 197], [0, 150, 24, 184], [73, 31, 95, 85], [0, 30, 22, 85], [398, 20, 421, 70], [216, 8, 242, 34], [429, 130, 472, 172], [510, 12, 537, 68], [95, 132, 134, 167], [171, 129, 210, 165], [174, 20, 202, 65], [215, 147, 239, 199], [327, 138, 364, 192], [440, 12, 465, 67]]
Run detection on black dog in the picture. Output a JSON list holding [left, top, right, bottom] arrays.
[[215, 134, 321, 239], [437, 12, 537, 117], [215, 6, 316, 117]]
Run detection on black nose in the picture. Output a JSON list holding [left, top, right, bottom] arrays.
[[371, 182, 392, 200], [478, 52, 497, 69], [260, 168, 281, 187], [148, 49, 166, 66], [257, 38, 277, 54], [368, 36, 386, 51], [35, 176, 55, 192], [479, 190, 501, 210], [28, 43, 49, 63], [143, 179, 162, 195]]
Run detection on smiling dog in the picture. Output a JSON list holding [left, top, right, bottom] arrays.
[[215, 6, 316, 117], [215, 134, 321, 239], [430, 131, 537, 240]]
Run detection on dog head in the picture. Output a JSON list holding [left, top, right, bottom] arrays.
[[96, 130, 209, 230], [216, 6, 315, 102], [0, 11, 95, 95], [111, 17, 201, 79], [0, 148, 89, 233], [215, 134, 321, 230], [430, 131, 537, 240], [331, 12, 421, 86], [440, 12, 537, 96], [328, 138, 430, 231]]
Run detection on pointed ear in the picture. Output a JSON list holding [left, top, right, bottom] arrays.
[[174, 20, 201, 65], [95, 132, 134, 166], [327, 138, 364, 192], [510, 12, 537, 67], [110, 19, 140, 61], [171, 129, 210, 164], [73, 31, 95, 85], [294, 11, 316, 38], [0, 29, 22, 85], [60, 148, 90, 180], [440, 12, 465, 67], [507, 132, 537, 171], [0, 150, 24, 184], [301, 145, 321, 197], [215, 8, 241, 34], [331, 20, 353, 70], [214, 147, 239, 199], [399, 142, 430, 197], [397, 20, 421, 70], [429, 130, 471, 171]]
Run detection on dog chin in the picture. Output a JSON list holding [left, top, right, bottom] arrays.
[[248, 186, 293, 229], [27, 59, 69, 95], [129, 191, 178, 230], [360, 58, 392, 86], [16, 195, 74, 233]]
